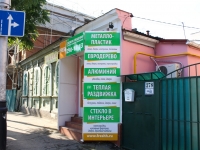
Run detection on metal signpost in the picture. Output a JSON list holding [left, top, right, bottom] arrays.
[[0, 0, 25, 149]]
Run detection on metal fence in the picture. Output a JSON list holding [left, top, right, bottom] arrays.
[[160, 62, 200, 150]]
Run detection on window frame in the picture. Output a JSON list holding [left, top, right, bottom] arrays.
[[42, 64, 52, 96], [22, 71, 29, 96], [33, 67, 41, 96], [54, 60, 60, 96]]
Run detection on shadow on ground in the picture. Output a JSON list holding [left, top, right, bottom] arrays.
[[7, 126, 124, 150]]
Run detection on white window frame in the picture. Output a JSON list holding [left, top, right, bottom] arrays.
[[33, 67, 41, 96], [22, 71, 29, 96], [42, 64, 52, 96], [54, 60, 59, 96]]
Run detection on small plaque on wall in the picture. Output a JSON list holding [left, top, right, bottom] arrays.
[[145, 82, 154, 95]]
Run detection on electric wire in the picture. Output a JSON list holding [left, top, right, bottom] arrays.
[[46, 0, 90, 16], [182, 22, 187, 39], [54, 15, 73, 27], [133, 16, 200, 30], [105, 13, 200, 31]]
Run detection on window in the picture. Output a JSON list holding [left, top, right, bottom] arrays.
[[33, 67, 41, 96], [42, 64, 52, 96], [54, 61, 59, 95], [22, 71, 29, 96]]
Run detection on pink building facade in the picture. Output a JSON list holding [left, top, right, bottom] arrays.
[[120, 16, 200, 77]]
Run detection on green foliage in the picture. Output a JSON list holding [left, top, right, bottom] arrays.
[[9, 0, 50, 50]]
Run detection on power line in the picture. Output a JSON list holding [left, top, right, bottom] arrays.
[[54, 15, 72, 27], [182, 22, 186, 39], [45, 2, 199, 31], [133, 16, 200, 30], [46, 0, 90, 15]]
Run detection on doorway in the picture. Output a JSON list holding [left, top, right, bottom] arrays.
[[122, 80, 160, 150]]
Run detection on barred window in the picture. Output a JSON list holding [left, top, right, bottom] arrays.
[[54, 61, 59, 95], [22, 71, 29, 96], [42, 64, 52, 96], [33, 67, 41, 96]]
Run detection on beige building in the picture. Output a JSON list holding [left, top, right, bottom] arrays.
[[8, 2, 94, 117]]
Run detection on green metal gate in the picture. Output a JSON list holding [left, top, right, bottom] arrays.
[[122, 72, 164, 150], [122, 63, 200, 150], [160, 63, 200, 150]]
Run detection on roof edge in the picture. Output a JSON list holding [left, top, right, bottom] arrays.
[[186, 41, 200, 49]]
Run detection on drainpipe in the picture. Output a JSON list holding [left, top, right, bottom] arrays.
[[134, 52, 200, 73]]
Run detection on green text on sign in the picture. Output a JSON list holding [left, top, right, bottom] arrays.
[[83, 107, 120, 122], [67, 32, 84, 56], [84, 83, 120, 99], [85, 32, 120, 46], [84, 68, 120, 76]]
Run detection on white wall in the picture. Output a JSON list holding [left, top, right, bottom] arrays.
[[190, 32, 200, 44], [78, 55, 84, 117], [75, 9, 121, 34], [58, 56, 78, 127]]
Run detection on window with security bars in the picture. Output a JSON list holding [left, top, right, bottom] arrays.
[[54, 61, 59, 96], [33, 67, 41, 96], [42, 65, 52, 96], [22, 71, 29, 96]]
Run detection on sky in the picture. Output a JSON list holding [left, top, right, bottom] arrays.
[[47, 0, 200, 40]]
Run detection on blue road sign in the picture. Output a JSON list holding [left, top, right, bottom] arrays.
[[0, 10, 25, 37]]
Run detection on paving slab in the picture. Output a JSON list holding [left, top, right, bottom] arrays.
[[6, 112, 123, 150]]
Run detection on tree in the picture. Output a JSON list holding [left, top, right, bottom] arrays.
[[9, 0, 50, 50]]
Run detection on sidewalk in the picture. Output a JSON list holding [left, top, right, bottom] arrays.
[[6, 112, 122, 150]]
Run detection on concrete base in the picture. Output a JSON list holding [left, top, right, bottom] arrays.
[[20, 106, 58, 120]]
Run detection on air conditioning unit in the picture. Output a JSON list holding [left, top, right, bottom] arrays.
[[156, 63, 181, 78]]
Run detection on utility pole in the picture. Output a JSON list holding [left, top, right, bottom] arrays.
[[0, 1, 10, 149], [0, 0, 10, 102], [0, 1, 25, 149]]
